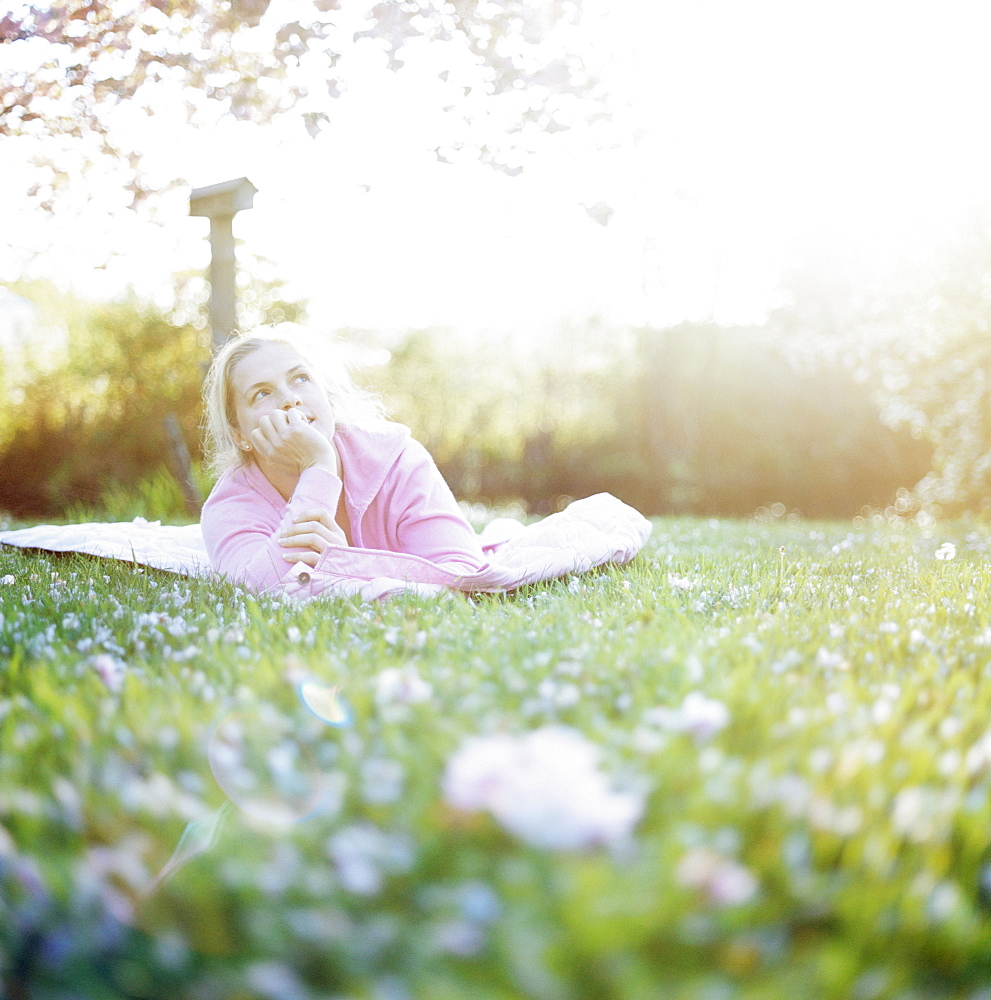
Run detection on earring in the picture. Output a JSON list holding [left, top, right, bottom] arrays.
[[241, 442, 252, 452]]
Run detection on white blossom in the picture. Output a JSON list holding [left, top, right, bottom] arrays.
[[643, 692, 730, 743], [375, 666, 433, 706], [91, 653, 126, 693], [676, 846, 758, 907], [442, 726, 643, 851], [327, 823, 413, 895]]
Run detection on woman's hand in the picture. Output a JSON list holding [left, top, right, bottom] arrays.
[[278, 507, 347, 566], [250, 407, 339, 480]]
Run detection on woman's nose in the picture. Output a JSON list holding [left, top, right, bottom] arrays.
[[280, 394, 302, 411]]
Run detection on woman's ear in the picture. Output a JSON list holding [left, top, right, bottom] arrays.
[[233, 428, 252, 453]]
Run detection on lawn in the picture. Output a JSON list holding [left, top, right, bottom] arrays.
[[3, 513, 991, 999]]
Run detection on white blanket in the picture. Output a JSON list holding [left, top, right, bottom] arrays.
[[0, 494, 651, 601]]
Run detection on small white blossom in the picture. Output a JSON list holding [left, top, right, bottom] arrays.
[[871, 699, 894, 726], [327, 823, 413, 895], [434, 919, 486, 956], [816, 648, 848, 670], [644, 692, 729, 743], [679, 693, 730, 741], [442, 726, 643, 851], [676, 847, 758, 907], [91, 654, 126, 693], [375, 667, 432, 707]]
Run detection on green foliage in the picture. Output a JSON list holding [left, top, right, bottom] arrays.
[[870, 218, 991, 516], [379, 322, 929, 518], [0, 286, 930, 521], [636, 325, 930, 518], [771, 218, 991, 516], [64, 467, 209, 526], [4, 517, 991, 996], [0, 284, 208, 517]]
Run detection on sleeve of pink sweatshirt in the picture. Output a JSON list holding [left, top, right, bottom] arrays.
[[201, 439, 488, 593], [201, 465, 345, 590]]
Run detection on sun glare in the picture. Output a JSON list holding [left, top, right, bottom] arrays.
[[3, 0, 991, 334]]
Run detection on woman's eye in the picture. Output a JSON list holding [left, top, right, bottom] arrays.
[[293, 373, 310, 384], [252, 388, 269, 402]]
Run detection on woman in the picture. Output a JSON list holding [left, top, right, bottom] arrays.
[[202, 325, 650, 601], [201, 325, 490, 595]]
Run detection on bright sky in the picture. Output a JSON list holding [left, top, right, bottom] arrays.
[[3, 0, 991, 336]]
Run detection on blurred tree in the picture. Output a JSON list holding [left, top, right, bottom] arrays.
[[170, 252, 308, 332], [377, 320, 927, 517], [637, 323, 930, 518], [1, 0, 607, 211], [0, 283, 209, 516], [770, 214, 991, 515], [868, 216, 991, 514]]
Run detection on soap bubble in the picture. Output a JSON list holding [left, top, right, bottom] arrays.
[[149, 802, 232, 892], [207, 703, 338, 827], [298, 681, 353, 727]]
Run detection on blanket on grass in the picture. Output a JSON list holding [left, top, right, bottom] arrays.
[[0, 493, 651, 602]]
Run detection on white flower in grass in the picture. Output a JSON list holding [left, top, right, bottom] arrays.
[[375, 666, 432, 707], [644, 693, 729, 743], [443, 726, 643, 851], [246, 962, 309, 1000], [679, 692, 730, 741], [676, 846, 758, 907], [442, 732, 519, 813], [935, 542, 957, 561], [327, 823, 413, 896], [0, 575, 14, 585], [91, 653, 126, 693], [816, 647, 847, 670]]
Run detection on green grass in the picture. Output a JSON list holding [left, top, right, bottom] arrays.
[[3, 515, 991, 999]]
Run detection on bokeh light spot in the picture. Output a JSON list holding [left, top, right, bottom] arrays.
[[298, 681, 353, 727]]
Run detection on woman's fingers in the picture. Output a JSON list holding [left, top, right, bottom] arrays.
[[294, 510, 345, 540], [283, 514, 342, 541], [250, 410, 336, 475], [249, 414, 282, 456], [278, 509, 347, 559], [279, 529, 337, 551], [283, 548, 319, 566], [292, 508, 334, 527]]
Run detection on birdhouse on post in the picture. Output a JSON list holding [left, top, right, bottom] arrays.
[[189, 176, 257, 349]]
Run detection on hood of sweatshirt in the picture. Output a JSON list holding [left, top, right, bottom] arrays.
[[334, 421, 412, 514]]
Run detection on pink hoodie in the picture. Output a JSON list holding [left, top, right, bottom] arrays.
[[201, 421, 489, 592]]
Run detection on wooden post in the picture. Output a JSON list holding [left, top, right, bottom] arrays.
[[189, 177, 258, 349]]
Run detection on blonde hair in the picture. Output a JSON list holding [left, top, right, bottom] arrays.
[[202, 324, 386, 478]]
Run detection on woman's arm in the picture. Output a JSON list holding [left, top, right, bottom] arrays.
[[202, 466, 344, 590]]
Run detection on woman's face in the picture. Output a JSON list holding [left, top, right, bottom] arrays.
[[229, 341, 337, 449]]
